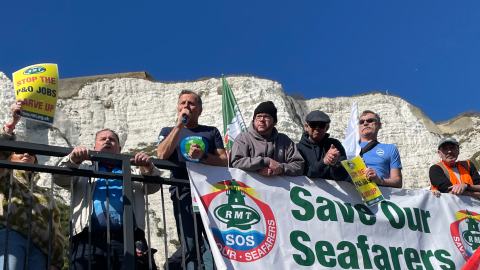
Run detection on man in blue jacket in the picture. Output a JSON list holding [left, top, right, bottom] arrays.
[[296, 110, 349, 180]]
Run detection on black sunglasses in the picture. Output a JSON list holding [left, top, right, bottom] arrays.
[[308, 122, 327, 129], [358, 118, 376, 125]]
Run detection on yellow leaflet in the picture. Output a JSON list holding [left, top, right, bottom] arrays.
[[341, 156, 383, 204], [13, 64, 59, 124]]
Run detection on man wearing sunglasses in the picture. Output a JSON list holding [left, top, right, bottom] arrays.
[[359, 110, 403, 188], [296, 110, 349, 180], [230, 101, 304, 176]]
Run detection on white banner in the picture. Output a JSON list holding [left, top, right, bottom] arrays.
[[187, 163, 480, 270]]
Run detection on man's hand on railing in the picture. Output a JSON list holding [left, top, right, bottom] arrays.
[[70, 146, 93, 164], [269, 159, 282, 176], [131, 152, 154, 173], [50, 265, 59, 270]]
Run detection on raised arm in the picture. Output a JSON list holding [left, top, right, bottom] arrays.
[[0, 99, 26, 178], [157, 108, 191, 159], [329, 141, 349, 181]]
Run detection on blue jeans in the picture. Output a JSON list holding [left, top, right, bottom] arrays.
[[0, 228, 47, 270]]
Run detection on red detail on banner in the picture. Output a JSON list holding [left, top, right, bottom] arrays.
[[200, 180, 277, 262], [451, 210, 480, 262], [452, 218, 470, 262], [462, 247, 480, 270]]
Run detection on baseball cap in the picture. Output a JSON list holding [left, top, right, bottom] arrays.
[[438, 136, 459, 149]]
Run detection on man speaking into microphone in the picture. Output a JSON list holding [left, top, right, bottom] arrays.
[[157, 89, 227, 269]]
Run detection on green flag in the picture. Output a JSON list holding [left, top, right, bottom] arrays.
[[222, 75, 247, 157]]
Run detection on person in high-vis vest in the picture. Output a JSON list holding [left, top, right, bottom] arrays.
[[429, 136, 480, 199]]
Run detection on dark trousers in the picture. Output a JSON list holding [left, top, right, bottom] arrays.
[[165, 238, 214, 270], [71, 232, 129, 270], [71, 229, 156, 270], [168, 191, 214, 270]]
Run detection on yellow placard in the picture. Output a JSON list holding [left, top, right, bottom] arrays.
[[341, 156, 384, 207], [13, 64, 59, 124]]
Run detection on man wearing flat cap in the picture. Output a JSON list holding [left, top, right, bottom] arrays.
[[296, 110, 349, 180], [429, 136, 480, 198], [230, 101, 304, 176]]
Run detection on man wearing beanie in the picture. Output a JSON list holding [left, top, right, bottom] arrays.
[[429, 136, 480, 198], [230, 101, 304, 176], [296, 110, 349, 180]]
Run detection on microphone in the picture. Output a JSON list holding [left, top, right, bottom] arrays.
[[182, 115, 188, 123]]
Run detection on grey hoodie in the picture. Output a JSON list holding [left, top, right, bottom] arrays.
[[230, 122, 304, 176]]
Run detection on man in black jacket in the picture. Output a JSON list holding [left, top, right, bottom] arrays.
[[296, 110, 348, 180]]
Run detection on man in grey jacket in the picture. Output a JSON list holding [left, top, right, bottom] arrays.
[[230, 101, 304, 176]]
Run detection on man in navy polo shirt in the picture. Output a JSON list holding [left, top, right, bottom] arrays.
[[359, 110, 403, 188], [157, 90, 228, 270]]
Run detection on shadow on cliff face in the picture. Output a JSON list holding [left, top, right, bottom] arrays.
[[51, 106, 80, 147], [285, 93, 309, 133]]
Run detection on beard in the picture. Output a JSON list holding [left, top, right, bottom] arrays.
[[254, 124, 274, 135]]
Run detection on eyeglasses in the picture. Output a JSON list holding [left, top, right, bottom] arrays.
[[14, 152, 36, 156], [255, 115, 272, 121], [358, 118, 376, 125], [308, 122, 327, 129]]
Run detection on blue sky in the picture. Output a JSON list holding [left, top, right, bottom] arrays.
[[1, 1, 479, 123]]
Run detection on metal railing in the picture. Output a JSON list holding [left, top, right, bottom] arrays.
[[0, 139, 200, 270]]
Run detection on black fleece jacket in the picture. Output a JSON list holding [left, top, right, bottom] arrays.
[[296, 132, 349, 180]]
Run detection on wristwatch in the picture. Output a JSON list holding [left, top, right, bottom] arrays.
[[379, 177, 385, 185], [200, 152, 209, 163]]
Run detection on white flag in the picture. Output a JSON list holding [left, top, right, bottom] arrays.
[[343, 102, 361, 159]]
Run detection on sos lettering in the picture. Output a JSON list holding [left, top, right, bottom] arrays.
[[16, 86, 57, 97], [16, 76, 56, 86]]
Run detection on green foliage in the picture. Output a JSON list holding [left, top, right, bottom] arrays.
[[157, 227, 165, 237], [437, 110, 480, 125], [169, 239, 181, 249]]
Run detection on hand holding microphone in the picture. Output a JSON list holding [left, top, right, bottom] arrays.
[[177, 108, 191, 127]]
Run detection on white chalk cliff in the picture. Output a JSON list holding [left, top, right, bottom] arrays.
[[1, 71, 479, 264]]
